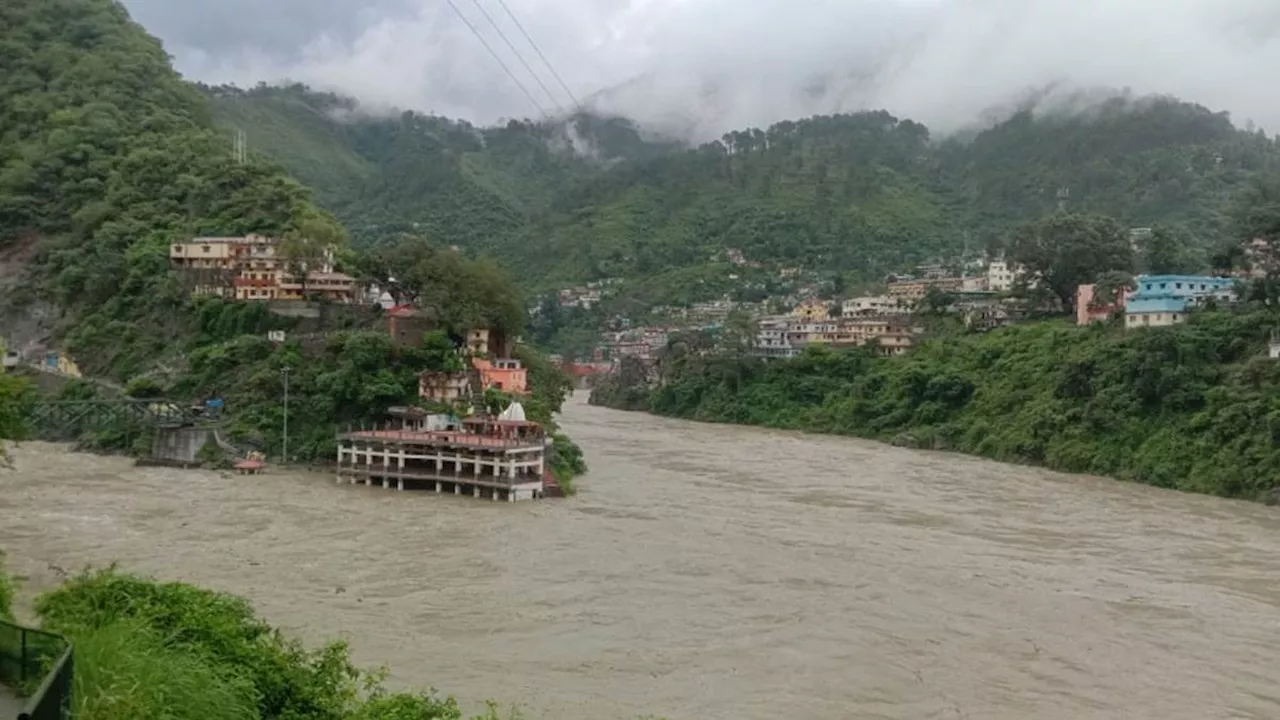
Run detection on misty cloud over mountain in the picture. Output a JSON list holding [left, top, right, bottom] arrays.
[[124, 0, 1280, 139]]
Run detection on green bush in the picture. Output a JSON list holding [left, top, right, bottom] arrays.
[[30, 567, 542, 719], [36, 568, 361, 720], [0, 550, 14, 621], [71, 619, 259, 720]]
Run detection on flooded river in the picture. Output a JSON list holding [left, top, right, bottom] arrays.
[[3, 395, 1280, 719]]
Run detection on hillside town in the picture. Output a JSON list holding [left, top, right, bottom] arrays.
[[546, 234, 1279, 383], [155, 232, 1278, 391]]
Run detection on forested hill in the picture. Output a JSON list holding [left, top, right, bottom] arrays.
[[0, 0, 347, 373], [203, 83, 679, 249], [210, 85, 1280, 294]]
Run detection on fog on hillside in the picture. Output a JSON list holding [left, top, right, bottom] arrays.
[[124, 0, 1280, 138]]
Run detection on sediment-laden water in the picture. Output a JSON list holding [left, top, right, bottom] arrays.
[[3, 395, 1280, 719]]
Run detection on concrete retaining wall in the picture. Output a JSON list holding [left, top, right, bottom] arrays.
[[151, 426, 217, 466]]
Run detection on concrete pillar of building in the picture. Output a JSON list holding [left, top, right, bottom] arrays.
[[434, 481, 441, 493], [397, 478, 404, 492], [472, 485, 479, 498], [381, 477, 388, 489], [454, 484, 460, 495]]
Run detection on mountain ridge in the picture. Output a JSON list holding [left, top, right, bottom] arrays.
[[205, 81, 1280, 303]]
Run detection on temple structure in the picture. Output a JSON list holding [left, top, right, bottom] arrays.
[[334, 403, 551, 502]]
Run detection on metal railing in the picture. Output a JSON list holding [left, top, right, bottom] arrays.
[[0, 620, 72, 720]]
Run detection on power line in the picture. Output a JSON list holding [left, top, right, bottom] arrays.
[[444, 0, 547, 117], [491, 0, 582, 110], [468, 0, 564, 113]]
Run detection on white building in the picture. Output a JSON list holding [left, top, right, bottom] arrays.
[[987, 260, 1018, 292], [841, 296, 907, 317], [753, 317, 799, 359]]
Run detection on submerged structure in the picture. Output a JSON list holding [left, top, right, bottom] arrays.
[[334, 403, 552, 501]]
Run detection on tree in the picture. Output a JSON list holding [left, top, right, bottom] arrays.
[[1231, 174, 1280, 244], [1007, 213, 1135, 309], [717, 309, 758, 356], [1140, 225, 1201, 274], [921, 287, 956, 314], [279, 209, 348, 296], [361, 236, 524, 336], [1092, 271, 1136, 308]]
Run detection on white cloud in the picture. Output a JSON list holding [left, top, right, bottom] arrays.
[[125, 0, 1280, 139]]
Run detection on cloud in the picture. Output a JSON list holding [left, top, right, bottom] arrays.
[[123, 0, 1280, 140]]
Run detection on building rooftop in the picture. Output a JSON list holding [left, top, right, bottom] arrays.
[[340, 429, 542, 450]]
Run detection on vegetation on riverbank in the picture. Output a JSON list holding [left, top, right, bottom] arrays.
[[0, 552, 13, 621], [593, 309, 1280, 502], [0, 563, 521, 719]]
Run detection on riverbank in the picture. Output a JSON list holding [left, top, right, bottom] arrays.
[[591, 311, 1280, 503]]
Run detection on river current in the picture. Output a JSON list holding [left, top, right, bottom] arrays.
[[3, 394, 1280, 719]]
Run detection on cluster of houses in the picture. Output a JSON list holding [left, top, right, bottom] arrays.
[[1076, 275, 1237, 328], [170, 234, 359, 303], [751, 298, 921, 359], [169, 234, 534, 409], [554, 279, 621, 311]]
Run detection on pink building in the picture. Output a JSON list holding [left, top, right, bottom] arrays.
[[1076, 284, 1129, 326]]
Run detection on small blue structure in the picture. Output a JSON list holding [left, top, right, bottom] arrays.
[[1125, 275, 1235, 329]]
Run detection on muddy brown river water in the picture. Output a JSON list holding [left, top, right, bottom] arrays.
[[3, 395, 1280, 719]]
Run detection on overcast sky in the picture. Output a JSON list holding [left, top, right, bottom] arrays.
[[122, 0, 1280, 139]]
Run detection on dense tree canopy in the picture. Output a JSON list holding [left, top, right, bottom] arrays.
[[1007, 212, 1135, 308]]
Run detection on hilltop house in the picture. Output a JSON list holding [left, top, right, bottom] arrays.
[[170, 234, 356, 303], [1124, 275, 1235, 329], [841, 296, 908, 317]]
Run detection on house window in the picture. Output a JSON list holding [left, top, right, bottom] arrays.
[[1144, 284, 1152, 291], [1176, 283, 1182, 289], [201, 245, 211, 253], [1160, 283, 1167, 290]]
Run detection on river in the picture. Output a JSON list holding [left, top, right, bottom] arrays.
[[3, 395, 1280, 719]]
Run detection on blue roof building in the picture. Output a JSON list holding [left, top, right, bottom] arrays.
[[1124, 275, 1235, 329]]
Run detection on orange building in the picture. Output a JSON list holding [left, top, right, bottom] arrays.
[[472, 357, 527, 395]]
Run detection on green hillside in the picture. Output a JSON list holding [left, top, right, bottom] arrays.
[[210, 86, 1280, 302], [0, 0, 581, 469], [205, 84, 676, 250]]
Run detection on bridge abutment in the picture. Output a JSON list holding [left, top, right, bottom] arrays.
[[149, 425, 218, 466]]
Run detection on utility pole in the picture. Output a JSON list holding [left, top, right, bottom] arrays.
[[281, 366, 291, 464], [234, 129, 246, 165]]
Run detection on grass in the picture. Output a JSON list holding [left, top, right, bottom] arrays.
[[71, 619, 259, 720]]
